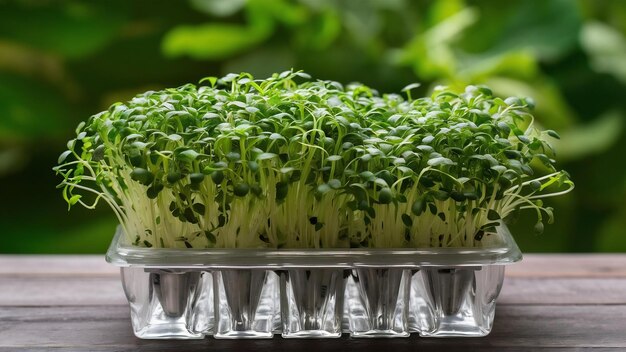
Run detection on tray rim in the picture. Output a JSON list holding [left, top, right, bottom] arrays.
[[106, 224, 522, 268]]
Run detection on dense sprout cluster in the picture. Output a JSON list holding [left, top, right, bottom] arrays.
[[55, 71, 573, 249]]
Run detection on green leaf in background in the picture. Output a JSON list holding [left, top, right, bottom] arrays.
[[426, 0, 465, 25], [398, 7, 479, 80], [162, 23, 272, 60], [596, 178, 626, 252], [459, 51, 538, 81], [0, 147, 27, 177], [0, 73, 73, 141], [579, 0, 626, 36], [398, 0, 582, 84], [488, 0, 582, 61], [189, 0, 247, 17], [552, 110, 624, 161], [255, 0, 308, 26], [485, 77, 576, 130], [581, 21, 626, 84], [0, 1, 128, 59], [597, 220, 626, 251], [334, 0, 381, 43], [224, 46, 295, 78], [293, 10, 341, 50], [0, 215, 118, 253], [163, 0, 282, 60]]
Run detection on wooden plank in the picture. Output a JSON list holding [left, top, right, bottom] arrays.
[[0, 276, 127, 306], [0, 255, 625, 350], [0, 256, 116, 276], [499, 277, 626, 305], [506, 255, 626, 278], [0, 305, 624, 350]]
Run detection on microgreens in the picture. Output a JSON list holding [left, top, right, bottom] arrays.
[[55, 71, 573, 249]]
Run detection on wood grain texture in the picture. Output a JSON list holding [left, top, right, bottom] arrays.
[[0, 276, 127, 306], [505, 254, 626, 278], [0, 306, 624, 351], [499, 277, 626, 304], [0, 256, 117, 276], [0, 254, 625, 351]]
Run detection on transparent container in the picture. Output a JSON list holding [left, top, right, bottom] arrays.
[[106, 223, 521, 339], [213, 269, 279, 338], [346, 267, 411, 337], [280, 268, 346, 338]]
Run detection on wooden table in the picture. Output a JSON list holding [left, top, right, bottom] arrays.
[[0, 255, 624, 351]]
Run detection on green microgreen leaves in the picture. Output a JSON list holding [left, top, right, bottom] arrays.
[[55, 71, 573, 250], [233, 183, 250, 197], [130, 168, 154, 185], [378, 188, 393, 204]]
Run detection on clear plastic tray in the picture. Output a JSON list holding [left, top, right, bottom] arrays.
[[106, 224, 521, 339]]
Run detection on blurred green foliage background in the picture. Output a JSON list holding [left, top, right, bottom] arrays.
[[1, 0, 625, 253]]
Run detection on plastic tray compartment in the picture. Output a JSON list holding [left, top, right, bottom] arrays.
[[106, 224, 521, 339]]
